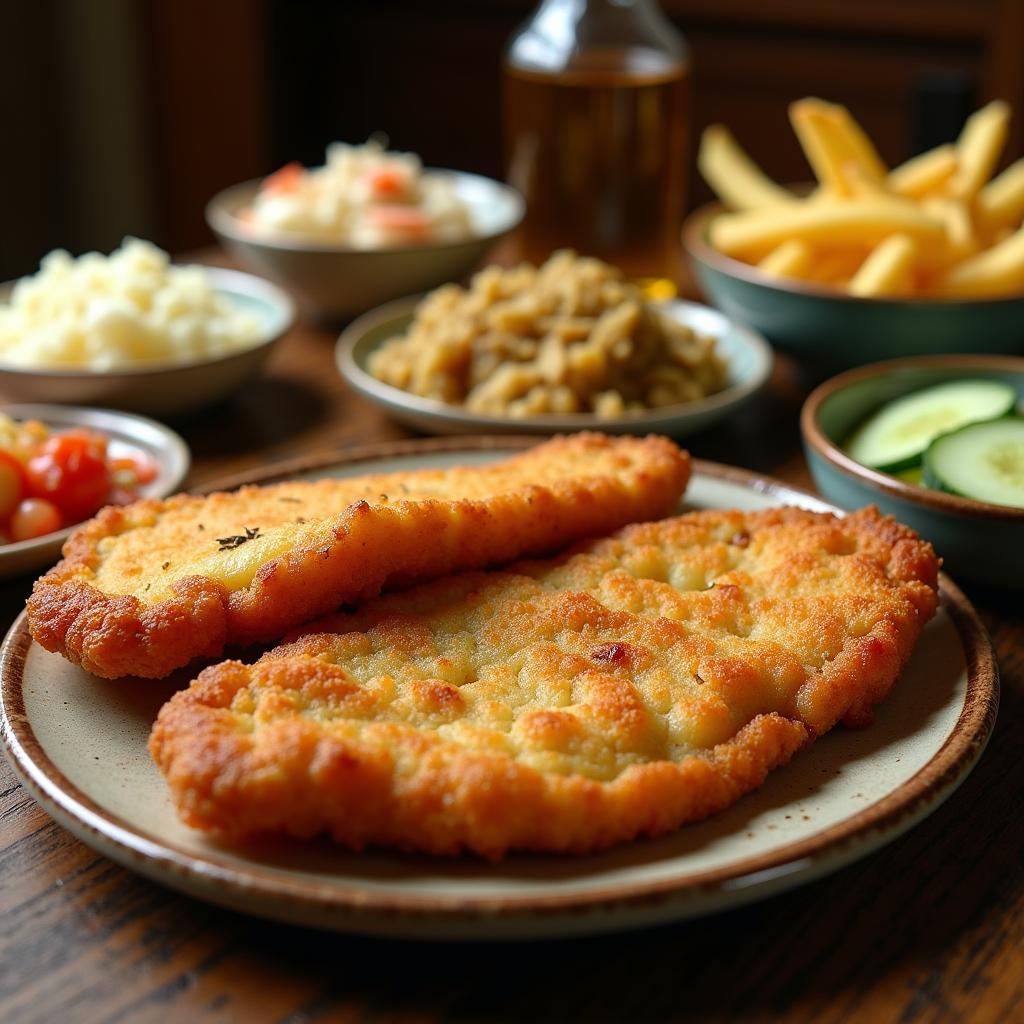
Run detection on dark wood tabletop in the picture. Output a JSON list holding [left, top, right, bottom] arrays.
[[1, 257, 1021, 1024]]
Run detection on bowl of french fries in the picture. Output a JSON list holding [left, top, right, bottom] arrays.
[[684, 97, 1024, 368]]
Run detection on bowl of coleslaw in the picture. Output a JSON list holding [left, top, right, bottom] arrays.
[[206, 140, 525, 321]]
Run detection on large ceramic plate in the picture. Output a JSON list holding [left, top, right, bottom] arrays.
[[0, 440, 998, 940], [337, 298, 773, 436], [0, 403, 190, 578]]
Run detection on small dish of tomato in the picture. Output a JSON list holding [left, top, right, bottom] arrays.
[[0, 404, 189, 578]]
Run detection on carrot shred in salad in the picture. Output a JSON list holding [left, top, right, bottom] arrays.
[[244, 139, 472, 246]]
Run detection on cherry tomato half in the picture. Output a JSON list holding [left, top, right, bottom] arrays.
[[109, 452, 158, 486], [106, 487, 138, 507], [10, 498, 62, 541], [25, 431, 111, 523], [0, 450, 26, 520]]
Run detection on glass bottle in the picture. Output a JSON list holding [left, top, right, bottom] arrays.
[[503, 0, 691, 281]]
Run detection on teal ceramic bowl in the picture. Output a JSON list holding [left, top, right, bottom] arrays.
[[683, 203, 1024, 370], [801, 355, 1024, 587]]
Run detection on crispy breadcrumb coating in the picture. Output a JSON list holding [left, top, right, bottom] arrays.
[[150, 506, 939, 859], [28, 434, 689, 680]]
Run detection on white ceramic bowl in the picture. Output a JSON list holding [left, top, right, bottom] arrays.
[[0, 268, 295, 418], [337, 296, 774, 437], [206, 170, 525, 321], [0, 403, 190, 578]]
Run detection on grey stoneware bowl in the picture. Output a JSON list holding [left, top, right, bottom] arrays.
[[683, 203, 1024, 370], [337, 295, 774, 437], [207, 170, 525, 322], [0, 267, 294, 418], [800, 354, 1024, 587]]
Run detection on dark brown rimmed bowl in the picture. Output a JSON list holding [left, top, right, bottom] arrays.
[[801, 354, 1024, 587], [683, 203, 1024, 370]]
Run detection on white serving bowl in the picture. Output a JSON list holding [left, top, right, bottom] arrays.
[[337, 296, 774, 437], [0, 267, 295, 418], [206, 170, 525, 321]]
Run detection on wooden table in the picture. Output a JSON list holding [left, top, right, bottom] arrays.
[[2, 266, 1022, 1024]]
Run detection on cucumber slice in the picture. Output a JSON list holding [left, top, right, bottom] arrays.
[[923, 415, 1024, 507], [845, 379, 1017, 472]]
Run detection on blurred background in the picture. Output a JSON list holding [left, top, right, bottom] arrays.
[[5, 0, 1021, 281]]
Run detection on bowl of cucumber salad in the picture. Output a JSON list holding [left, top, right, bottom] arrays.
[[802, 355, 1024, 587]]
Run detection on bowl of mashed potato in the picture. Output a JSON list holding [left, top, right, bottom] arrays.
[[0, 239, 295, 416], [206, 140, 525, 321]]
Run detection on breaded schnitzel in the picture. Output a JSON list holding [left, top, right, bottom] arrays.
[[150, 506, 939, 859], [28, 434, 689, 680]]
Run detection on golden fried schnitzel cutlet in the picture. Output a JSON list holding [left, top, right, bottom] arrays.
[[27, 434, 688, 681], [150, 506, 939, 859]]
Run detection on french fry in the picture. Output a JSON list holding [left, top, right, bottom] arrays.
[[843, 160, 889, 197], [710, 198, 945, 260], [887, 144, 957, 198], [698, 97, 1023, 298], [849, 235, 917, 296], [922, 197, 980, 263], [758, 239, 813, 277], [790, 99, 855, 194], [826, 104, 888, 183], [975, 158, 1024, 234], [947, 100, 1011, 200], [789, 99, 887, 196], [939, 225, 1024, 296], [809, 247, 871, 284], [698, 125, 796, 210]]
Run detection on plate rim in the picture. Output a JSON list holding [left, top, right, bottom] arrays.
[[335, 296, 774, 435], [0, 438, 999, 924]]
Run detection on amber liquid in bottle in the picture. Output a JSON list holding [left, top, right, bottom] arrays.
[[503, 49, 689, 279]]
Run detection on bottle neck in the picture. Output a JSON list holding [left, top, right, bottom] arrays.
[[533, 0, 664, 17], [507, 0, 687, 75]]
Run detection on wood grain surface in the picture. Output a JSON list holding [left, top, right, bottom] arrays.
[[1, 257, 1022, 1024]]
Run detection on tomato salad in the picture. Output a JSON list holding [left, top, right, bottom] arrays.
[[0, 414, 156, 544]]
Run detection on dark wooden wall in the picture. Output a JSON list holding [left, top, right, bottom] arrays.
[[4, 0, 1022, 279], [3, 3, 74, 280], [287, 0, 1019, 198]]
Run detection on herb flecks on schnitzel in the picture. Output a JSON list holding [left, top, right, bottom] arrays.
[[150, 506, 939, 859], [27, 434, 689, 679]]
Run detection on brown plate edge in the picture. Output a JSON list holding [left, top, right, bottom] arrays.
[[0, 437, 1000, 925]]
